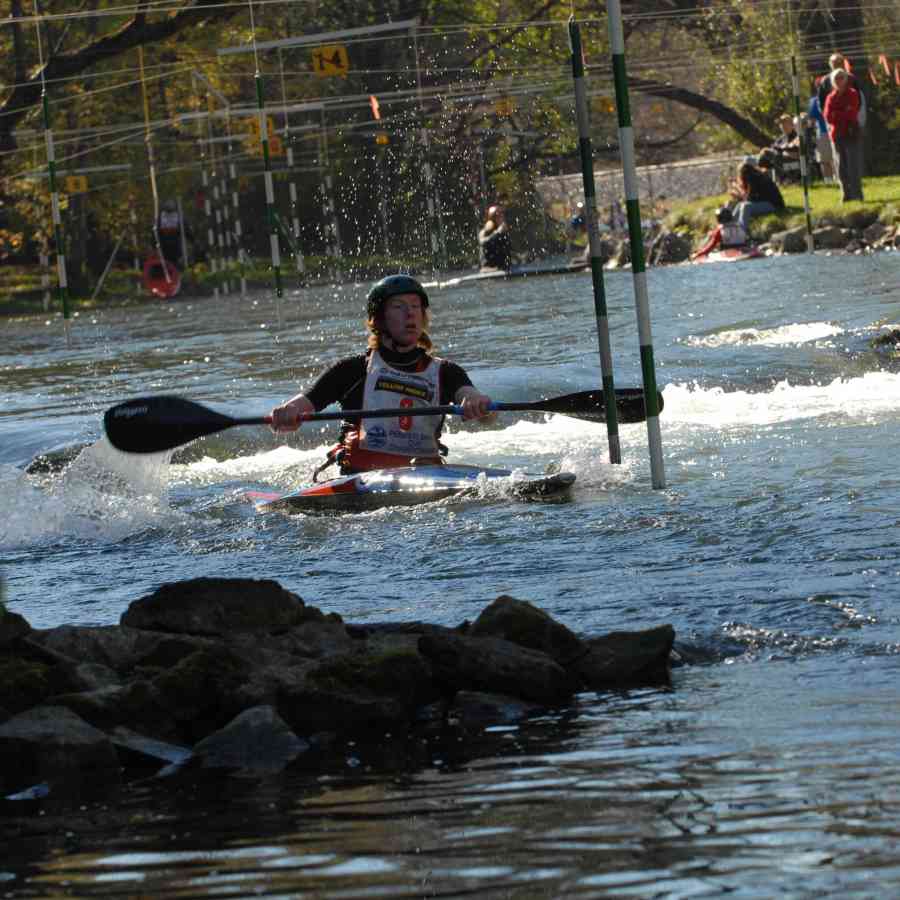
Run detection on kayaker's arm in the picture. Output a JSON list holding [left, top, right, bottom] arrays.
[[456, 385, 496, 422], [270, 393, 315, 432]]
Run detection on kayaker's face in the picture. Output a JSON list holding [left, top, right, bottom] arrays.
[[382, 293, 425, 349]]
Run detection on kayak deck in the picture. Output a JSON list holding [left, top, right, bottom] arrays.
[[247, 464, 576, 514]]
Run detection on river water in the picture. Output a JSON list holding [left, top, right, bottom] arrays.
[[2, 251, 900, 897]]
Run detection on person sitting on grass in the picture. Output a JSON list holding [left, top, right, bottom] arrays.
[[729, 158, 785, 232]]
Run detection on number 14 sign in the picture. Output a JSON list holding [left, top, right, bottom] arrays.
[[311, 45, 349, 78]]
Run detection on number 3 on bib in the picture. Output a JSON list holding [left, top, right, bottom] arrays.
[[399, 397, 413, 431]]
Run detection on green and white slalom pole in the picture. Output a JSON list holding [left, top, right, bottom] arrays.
[[226, 113, 248, 299], [568, 17, 621, 465], [279, 48, 306, 284], [248, 0, 283, 327], [40, 248, 50, 310], [606, 0, 666, 489], [34, 1, 71, 345], [790, 54, 815, 253]]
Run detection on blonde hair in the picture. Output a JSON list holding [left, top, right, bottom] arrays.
[[366, 309, 433, 351], [829, 53, 845, 69], [830, 67, 849, 84]]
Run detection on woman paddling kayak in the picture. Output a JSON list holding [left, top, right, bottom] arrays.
[[269, 274, 494, 477]]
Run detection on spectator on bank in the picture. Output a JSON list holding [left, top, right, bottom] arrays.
[[769, 114, 802, 184], [729, 159, 785, 232], [818, 53, 866, 129], [823, 68, 864, 202], [808, 93, 835, 182], [478, 204, 512, 271]]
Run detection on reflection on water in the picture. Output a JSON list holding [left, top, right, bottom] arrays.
[[6, 663, 900, 897]]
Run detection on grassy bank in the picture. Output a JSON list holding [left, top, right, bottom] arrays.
[[664, 174, 900, 245], [5, 175, 897, 319]]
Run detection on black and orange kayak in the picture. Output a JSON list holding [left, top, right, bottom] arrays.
[[246, 464, 576, 515], [142, 254, 182, 299]]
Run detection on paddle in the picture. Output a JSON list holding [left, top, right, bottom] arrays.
[[104, 389, 662, 454]]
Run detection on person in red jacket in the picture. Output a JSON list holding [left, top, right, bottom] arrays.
[[823, 68, 864, 202]]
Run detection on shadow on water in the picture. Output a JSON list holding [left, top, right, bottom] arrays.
[[4, 664, 900, 898]]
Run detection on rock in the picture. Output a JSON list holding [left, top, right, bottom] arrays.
[[813, 225, 849, 250], [770, 227, 809, 254], [573, 625, 675, 688], [870, 328, 900, 349], [0, 650, 87, 718], [109, 726, 192, 769], [53, 680, 178, 740], [449, 691, 543, 729], [863, 221, 888, 245], [152, 646, 253, 742], [273, 646, 438, 737], [419, 631, 577, 705], [121, 577, 333, 636], [0, 606, 31, 648], [0, 706, 120, 796], [606, 240, 631, 269], [191, 706, 309, 776], [0, 579, 678, 797], [469, 595, 586, 667], [648, 230, 691, 265]]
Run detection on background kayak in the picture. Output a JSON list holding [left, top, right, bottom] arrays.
[[142, 253, 182, 298]]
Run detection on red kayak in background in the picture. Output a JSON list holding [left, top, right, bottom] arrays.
[[142, 254, 182, 299], [693, 246, 764, 264]]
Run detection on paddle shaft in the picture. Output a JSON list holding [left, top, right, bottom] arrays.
[[104, 389, 655, 453]]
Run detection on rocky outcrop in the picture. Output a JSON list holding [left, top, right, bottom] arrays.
[[0, 579, 675, 798]]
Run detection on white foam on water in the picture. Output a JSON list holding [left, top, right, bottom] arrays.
[[663, 370, 900, 427], [686, 321, 844, 348], [172, 444, 321, 489], [1, 440, 181, 549]]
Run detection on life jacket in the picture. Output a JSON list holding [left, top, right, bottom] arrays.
[[337, 350, 445, 474], [158, 211, 180, 235], [720, 222, 748, 248]]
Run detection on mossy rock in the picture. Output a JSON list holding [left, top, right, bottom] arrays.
[[0, 657, 59, 715], [309, 649, 432, 707], [153, 647, 251, 740], [838, 207, 878, 230]]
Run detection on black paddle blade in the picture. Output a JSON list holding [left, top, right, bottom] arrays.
[[104, 395, 237, 454], [531, 388, 663, 424]]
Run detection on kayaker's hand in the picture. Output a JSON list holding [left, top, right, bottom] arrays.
[[270, 395, 314, 433], [458, 389, 494, 421]]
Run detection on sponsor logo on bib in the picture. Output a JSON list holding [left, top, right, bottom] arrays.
[[366, 424, 387, 448]]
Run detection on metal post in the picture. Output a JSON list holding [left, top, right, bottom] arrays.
[[246, 0, 284, 327], [606, 1, 666, 489], [34, 1, 71, 345], [413, 22, 446, 271], [568, 18, 621, 465], [138, 45, 170, 287], [226, 112, 248, 299], [177, 198, 190, 268], [790, 54, 815, 253], [280, 48, 306, 283]]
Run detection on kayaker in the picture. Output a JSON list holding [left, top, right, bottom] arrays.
[[270, 274, 494, 476], [478, 204, 512, 271], [156, 199, 186, 268], [690, 206, 749, 261]]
